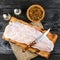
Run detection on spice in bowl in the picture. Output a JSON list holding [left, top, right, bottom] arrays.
[[27, 4, 45, 22]]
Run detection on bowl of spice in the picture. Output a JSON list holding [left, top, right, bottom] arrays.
[[26, 4, 45, 22]]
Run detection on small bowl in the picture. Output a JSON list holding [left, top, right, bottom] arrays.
[[26, 4, 45, 22]]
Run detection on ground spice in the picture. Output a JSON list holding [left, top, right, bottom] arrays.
[[29, 7, 43, 21]]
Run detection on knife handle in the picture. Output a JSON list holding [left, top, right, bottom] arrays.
[[22, 41, 36, 52]]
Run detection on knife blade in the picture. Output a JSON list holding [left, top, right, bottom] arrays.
[[36, 28, 50, 43]]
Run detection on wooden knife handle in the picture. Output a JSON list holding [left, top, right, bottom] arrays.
[[22, 41, 36, 52]]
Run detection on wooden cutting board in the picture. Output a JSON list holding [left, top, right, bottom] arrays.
[[10, 22, 43, 60]]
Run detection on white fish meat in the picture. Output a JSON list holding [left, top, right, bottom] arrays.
[[3, 22, 54, 52]]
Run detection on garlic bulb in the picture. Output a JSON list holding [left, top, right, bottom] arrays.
[[3, 13, 11, 21], [14, 9, 21, 15]]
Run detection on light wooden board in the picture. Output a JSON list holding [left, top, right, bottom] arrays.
[[2, 17, 57, 60]]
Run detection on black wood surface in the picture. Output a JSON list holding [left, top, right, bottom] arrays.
[[0, 0, 60, 60]]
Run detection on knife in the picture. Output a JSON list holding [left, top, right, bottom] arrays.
[[23, 28, 50, 52]]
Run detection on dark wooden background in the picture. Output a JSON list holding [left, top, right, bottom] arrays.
[[0, 0, 60, 60]]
